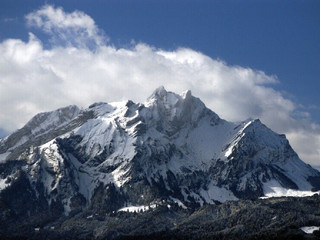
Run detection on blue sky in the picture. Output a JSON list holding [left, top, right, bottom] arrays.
[[0, 0, 319, 165]]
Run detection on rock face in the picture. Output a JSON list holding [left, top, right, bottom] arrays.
[[0, 87, 320, 236]]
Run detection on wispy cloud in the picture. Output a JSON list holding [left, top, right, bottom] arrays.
[[25, 5, 107, 48], [0, 5, 319, 166], [2, 17, 18, 23]]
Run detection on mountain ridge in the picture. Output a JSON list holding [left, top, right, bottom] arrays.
[[0, 87, 320, 216]]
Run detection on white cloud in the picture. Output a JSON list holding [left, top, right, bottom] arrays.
[[25, 5, 106, 48], [0, 5, 319, 166]]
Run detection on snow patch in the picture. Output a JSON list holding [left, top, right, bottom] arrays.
[[300, 226, 320, 234], [262, 180, 320, 198], [169, 197, 188, 209], [118, 204, 157, 213], [0, 177, 10, 191]]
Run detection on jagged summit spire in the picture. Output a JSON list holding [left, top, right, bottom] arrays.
[[152, 85, 167, 97], [147, 86, 170, 102], [147, 86, 193, 103], [143, 87, 216, 130], [146, 86, 194, 110]]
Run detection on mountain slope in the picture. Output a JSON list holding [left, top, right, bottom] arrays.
[[0, 87, 319, 217]]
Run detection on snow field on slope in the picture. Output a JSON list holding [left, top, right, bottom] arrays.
[[75, 101, 136, 161], [199, 183, 238, 203], [188, 119, 236, 163], [262, 180, 320, 198], [275, 159, 317, 190], [0, 152, 10, 162], [118, 204, 157, 213]]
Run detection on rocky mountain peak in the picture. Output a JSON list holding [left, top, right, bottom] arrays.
[[1, 88, 320, 240], [145, 87, 216, 131], [148, 85, 167, 100], [147, 86, 194, 108], [0, 87, 319, 222]]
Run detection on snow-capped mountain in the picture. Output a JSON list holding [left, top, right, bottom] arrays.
[[0, 87, 319, 215]]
